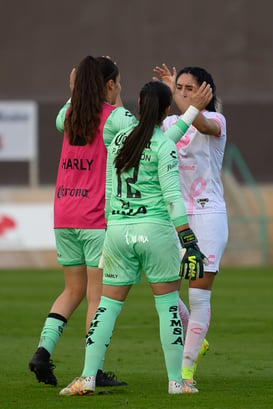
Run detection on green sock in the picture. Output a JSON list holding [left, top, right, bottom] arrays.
[[82, 296, 123, 377], [38, 313, 67, 355], [84, 334, 103, 371], [154, 291, 183, 383], [98, 360, 104, 372], [84, 334, 104, 372]]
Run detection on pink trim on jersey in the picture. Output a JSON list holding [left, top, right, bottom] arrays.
[[54, 103, 115, 229], [213, 117, 222, 138], [200, 109, 222, 138]]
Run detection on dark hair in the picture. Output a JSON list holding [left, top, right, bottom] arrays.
[[96, 57, 119, 84], [114, 81, 172, 174], [65, 55, 104, 145], [176, 66, 217, 112]]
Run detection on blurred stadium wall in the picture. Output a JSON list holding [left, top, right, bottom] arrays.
[[0, 0, 272, 266]]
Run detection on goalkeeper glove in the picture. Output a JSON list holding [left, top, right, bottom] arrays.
[[178, 228, 208, 280]]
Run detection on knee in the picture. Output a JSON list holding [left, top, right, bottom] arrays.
[[189, 288, 211, 309], [64, 285, 86, 302]]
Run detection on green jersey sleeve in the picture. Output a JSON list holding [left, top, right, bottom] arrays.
[[56, 103, 70, 133], [157, 139, 188, 227], [164, 118, 191, 143]]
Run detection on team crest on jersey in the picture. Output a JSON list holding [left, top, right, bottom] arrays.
[[197, 198, 209, 208]]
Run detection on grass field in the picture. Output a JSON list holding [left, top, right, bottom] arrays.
[[0, 266, 273, 409]]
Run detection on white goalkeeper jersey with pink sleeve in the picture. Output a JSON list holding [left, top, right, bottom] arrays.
[[162, 110, 227, 215]]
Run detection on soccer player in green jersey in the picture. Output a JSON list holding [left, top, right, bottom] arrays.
[[60, 80, 211, 396], [29, 56, 135, 388]]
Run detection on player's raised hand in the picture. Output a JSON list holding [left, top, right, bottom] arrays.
[[70, 67, 76, 93], [189, 82, 212, 111], [153, 63, 177, 94]]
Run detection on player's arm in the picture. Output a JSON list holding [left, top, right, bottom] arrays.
[[164, 106, 199, 143], [172, 79, 216, 134], [169, 93, 220, 136], [56, 102, 70, 133], [178, 82, 219, 135], [154, 63, 217, 136], [191, 112, 220, 135], [157, 138, 188, 226], [163, 81, 212, 143], [56, 68, 75, 133]]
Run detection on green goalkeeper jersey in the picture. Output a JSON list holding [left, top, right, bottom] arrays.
[[106, 124, 188, 229]]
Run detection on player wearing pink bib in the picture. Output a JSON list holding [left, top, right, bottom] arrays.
[[29, 56, 135, 388], [154, 64, 228, 387], [54, 102, 115, 229]]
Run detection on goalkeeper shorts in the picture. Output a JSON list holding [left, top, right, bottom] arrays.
[[102, 222, 181, 285]]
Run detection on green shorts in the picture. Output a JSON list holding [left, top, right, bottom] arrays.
[[103, 222, 181, 285], [54, 228, 105, 267]]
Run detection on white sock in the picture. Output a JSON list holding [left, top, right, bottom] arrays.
[[182, 288, 211, 367], [178, 298, 189, 342]]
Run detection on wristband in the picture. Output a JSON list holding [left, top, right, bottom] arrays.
[[174, 118, 190, 134], [180, 105, 199, 126], [178, 228, 197, 248]]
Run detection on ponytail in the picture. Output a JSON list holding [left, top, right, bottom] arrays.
[[65, 55, 105, 145], [115, 81, 172, 174]]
